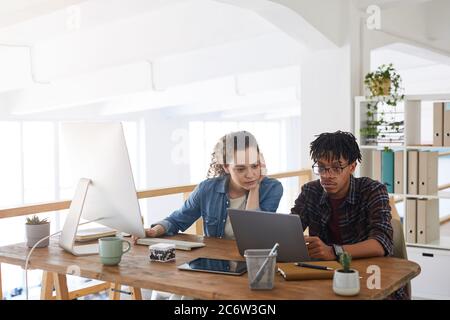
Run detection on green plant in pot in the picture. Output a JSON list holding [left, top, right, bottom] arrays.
[[364, 63, 404, 104], [361, 64, 405, 145], [25, 215, 50, 248], [332, 252, 360, 296]]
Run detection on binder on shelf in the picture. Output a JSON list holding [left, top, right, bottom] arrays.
[[356, 96, 449, 252], [445, 102, 450, 147], [417, 199, 440, 244], [372, 150, 381, 182], [394, 151, 404, 194], [433, 102, 444, 146], [407, 150, 418, 195], [406, 199, 417, 244], [381, 150, 394, 193], [418, 151, 438, 195]]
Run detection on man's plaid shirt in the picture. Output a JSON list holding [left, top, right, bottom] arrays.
[[291, 175, 408, 299]]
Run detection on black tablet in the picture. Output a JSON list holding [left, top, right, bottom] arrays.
[[177, 257, 247, 276]]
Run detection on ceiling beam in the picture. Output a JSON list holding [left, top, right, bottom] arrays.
[[215, 0, 338, 49], [20, 0, 279, 81], [100, 61, 301, 116], [0, 0, 87, 29], [4, 35, 301, 116], [6, 61, 151, 115], [0, 0, 186, 43], [159, 87, 298, 118]]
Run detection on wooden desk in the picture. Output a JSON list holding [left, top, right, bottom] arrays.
[[0, 234, 420, 300]]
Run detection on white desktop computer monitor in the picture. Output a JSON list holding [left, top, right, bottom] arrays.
[[59, 122, 146, 256]]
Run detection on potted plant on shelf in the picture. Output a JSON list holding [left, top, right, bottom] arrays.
[[361, 63, 405, 146], [25, 215, 50, 248], [364, 63, 404, 104], [332, 252, 360, 296]]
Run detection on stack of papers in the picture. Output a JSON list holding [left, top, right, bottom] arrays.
[[75, 227, 117, 242]]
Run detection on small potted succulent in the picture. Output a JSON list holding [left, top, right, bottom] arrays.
[[332, 252, 360, 296], [25, 215, 50, 248]]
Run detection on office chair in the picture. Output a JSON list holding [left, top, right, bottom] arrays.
[[389, 197, 412, 298]]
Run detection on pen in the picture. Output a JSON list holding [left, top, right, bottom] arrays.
[[251, 243, 279, 286], [295, 262, 334, 271]]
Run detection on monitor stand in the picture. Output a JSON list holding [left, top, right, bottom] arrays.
[[59, 178, 99, 256]]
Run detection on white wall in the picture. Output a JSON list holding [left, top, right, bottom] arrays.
[[142, 110, 190, 225], [378, 1, 450, 54], [300, 45, 352, 167], [359, 2, 450, 78]]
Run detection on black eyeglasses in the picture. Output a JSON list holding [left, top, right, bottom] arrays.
[[312, 163, 350, 176]]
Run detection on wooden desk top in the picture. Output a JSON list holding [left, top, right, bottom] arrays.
[[0, 234, 420, 300]]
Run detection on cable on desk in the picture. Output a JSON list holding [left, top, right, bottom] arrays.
[[24, 230, 62, 300], [24, 218, 104, 300]]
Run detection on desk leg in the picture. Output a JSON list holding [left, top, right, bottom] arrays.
[[109, 283, 121, 300], [53, 273, 69, 300], [40, 271, 54, 300], [0, 263, 3, 300], [130, 287, 142, 300]]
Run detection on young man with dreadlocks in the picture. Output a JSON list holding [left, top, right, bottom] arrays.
[[291, 131, 408, 299]]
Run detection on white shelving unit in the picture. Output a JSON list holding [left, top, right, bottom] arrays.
[[354, 93, 450, 299]]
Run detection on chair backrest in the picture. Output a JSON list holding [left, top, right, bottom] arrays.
[[389, 197, 411, 298], [392, 218, 408, 260]]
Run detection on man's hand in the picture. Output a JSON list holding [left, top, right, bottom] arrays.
[[305, 236, 336, 261], [131, 225, 165, 244]]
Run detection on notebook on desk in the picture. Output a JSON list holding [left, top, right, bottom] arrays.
[[136, 238, 205, 251], [277, 261, 341, 281]]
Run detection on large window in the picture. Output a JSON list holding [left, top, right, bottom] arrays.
[[23, 122, 56, 204], [0, 122, 22, 208]]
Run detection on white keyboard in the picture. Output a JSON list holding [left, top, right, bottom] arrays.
[[72, 243, 99, 256], [136, 238, 205, 251]]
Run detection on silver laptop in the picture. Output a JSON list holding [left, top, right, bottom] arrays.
[[228, 209, 310, 262]]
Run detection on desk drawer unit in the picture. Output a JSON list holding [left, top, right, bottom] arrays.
[[407, 247, 450, 299]]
